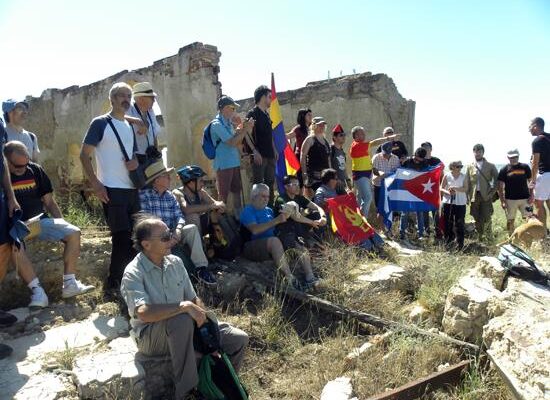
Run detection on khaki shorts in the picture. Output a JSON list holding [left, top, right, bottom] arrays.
[[242, 238, 271, 262], [505, 199, 529, 220]]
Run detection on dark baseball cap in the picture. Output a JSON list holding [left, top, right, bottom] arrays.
[[217, 96, 239, 110]]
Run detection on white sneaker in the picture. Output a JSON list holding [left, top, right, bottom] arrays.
[[29, 286, 49, 309], [62, 279, 95, 299]]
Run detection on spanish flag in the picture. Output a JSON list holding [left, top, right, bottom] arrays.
[[271, 73, 301, 193]]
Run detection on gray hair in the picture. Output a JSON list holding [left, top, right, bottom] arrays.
[[132, 213, 164, 252], [3, 140, 30, 158], [351, 126, 364, 138], [383, 126, 394, 135], [250, 183, 270, 200], [109, 82, 132, 101]]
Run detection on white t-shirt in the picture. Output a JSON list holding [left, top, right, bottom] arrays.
[[82, 115, 135, 189], [442, 172, 467, 205], [126, 103, 163, 154]]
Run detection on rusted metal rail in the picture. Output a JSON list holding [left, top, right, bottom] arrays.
[[222, 262, 480, 353], [367, 360, 471, 399]]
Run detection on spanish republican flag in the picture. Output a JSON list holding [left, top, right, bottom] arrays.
[[271, 73, 301, 193], [326, 193, 376, 245]]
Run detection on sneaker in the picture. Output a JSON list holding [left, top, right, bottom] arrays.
[[0, 343, 13, 360], [29, 286, 49, 309], [196, 267, 217, 286], [0, 310, 17, 327], [62, 279, 96, 299]]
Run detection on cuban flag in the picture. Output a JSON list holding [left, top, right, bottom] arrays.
[[377, 164, 444, 228]]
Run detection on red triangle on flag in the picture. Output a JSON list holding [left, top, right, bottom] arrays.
[[402, 168, 442, 207]]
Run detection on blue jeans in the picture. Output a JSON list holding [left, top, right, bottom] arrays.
[[355, 177, 373, 217], [400, 212, 425, 238]]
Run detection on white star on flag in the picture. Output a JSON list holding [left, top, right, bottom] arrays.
[[422, 178, 435, 193]]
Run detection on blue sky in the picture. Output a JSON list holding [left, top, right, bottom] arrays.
[[0, 0, 548, 165]]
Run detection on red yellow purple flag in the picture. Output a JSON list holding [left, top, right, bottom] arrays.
[[271, 73, 301, 193]]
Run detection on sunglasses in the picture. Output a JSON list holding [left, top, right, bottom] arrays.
[[452, 166, 463, 169], [150, 230, 173, 242], [9, 160, 29, 169]]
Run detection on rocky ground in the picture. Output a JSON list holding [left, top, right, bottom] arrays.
[[0, 227, 548, 399]]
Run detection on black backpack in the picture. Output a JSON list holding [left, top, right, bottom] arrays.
[[209, 215, 243, 261], [498, 244, 549, 288]]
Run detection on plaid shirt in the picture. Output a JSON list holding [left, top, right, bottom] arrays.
[[372, 153, 401, 187], [139, 188, 185, 230]]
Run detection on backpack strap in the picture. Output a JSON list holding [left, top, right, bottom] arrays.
[[105, 115, 136, 162]]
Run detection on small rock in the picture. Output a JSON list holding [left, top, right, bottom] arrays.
[[321, 376, 357, 400]]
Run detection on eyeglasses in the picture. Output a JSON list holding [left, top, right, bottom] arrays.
[[452, 166, 463, 169], [149, 230, 173, 242], [286, 182, 300, 187], [9, 160, 29, 169]]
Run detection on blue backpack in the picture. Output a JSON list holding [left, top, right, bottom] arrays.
[[202, 117, 221, 160]]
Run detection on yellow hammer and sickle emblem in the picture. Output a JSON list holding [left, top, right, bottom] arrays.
[[337, 204, 371, 233]]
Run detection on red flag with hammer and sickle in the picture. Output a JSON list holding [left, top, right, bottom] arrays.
[[326, 193, 376, 245]]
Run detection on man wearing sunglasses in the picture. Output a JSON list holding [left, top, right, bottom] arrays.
[[4, 140, 94, 308], [121, 215, 248, 399], [330, 124, 352, 193]]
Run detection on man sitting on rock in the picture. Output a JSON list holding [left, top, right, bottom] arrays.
[[274, 174, 327, 248], [120, 215, 248, 399], [240, 183, 320, 289], [139, 160, 217, 286], [4, 140, 94, 308], [173, 165, 226, 236]]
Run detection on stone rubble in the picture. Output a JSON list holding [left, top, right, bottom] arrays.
[[442, 255, 550, 400], [320, 376, 358, 400]]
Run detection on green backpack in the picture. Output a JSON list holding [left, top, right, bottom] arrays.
[[197, 353, 248, 400]]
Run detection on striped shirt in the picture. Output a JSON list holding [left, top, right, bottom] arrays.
[[139, 188, 185, 230], [371, 153, 401, 187]]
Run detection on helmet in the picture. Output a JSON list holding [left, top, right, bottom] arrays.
[[177, 165, 206, 183]]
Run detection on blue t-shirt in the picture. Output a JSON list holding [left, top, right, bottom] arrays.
[[210, 114, 240, 171], [240, 205, 275, 240]]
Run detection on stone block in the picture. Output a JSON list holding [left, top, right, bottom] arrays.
[[356, 264, 406, 292], [321, 376, 358, 400]]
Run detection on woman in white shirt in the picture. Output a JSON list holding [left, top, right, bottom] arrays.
[[441, 161, 469, 250]]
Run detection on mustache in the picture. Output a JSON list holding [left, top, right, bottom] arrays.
[[122, 101, 131, 108]]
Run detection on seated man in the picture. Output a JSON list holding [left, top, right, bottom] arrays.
[[240, 183, 320, 289], [4, 141, 94, 308], [139, 161, 217, 286], [120, 215, 248, 399], [274, 174, 327, 247], [173, 165, 226, 236], [314, 168, 340, 211]]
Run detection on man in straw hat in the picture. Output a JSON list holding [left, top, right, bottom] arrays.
[[126, 82, 163, 162], [3, 140, 95, 309], [121, 214, 248, 399], [139, 160, 217, 285]]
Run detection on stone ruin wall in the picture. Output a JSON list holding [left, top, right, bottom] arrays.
[[19, 42, 415, 189]]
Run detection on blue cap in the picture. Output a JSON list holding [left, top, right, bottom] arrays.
[[2, 99, 28, 114]]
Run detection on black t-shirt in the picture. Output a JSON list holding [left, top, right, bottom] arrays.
[[11, 162, 53, 220], [426, 156, 442, 167], [532, 133, 550, 174], [376, 140, 408, 159], [402, 157, 428, 171], [497, 163, 531, 200], [246, 106, 275, 158], [274, 193, 311, 216]]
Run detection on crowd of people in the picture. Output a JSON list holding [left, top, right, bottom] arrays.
[[0, 80, 548, 399]]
